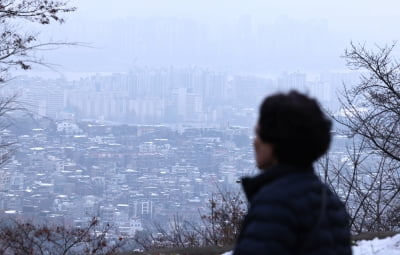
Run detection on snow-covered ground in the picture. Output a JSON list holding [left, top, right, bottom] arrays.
[[221, 234, 400, 255], [353, 234, 400, 255]]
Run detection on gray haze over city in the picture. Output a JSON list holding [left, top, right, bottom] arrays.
[[0, 0, 398, 245], [33, 0, 400, 75]]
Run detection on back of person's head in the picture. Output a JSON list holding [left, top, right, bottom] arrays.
[[257, 90, 332, 166]]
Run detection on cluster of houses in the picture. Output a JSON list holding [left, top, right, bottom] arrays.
[[0, 118, 256, 236]]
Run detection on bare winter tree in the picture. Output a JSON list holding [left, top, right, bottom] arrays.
[[336, 42, 400, 162], [0, 216, 126, 255], [0, 0, 76, 82], [0, 93, 21, 166], [317, 136, 400, 233], [133, 190, 247, 251], [0, 0, 75, 166], [133, 215, 202, 250], [322, 42, 400, 233], [195, 190, 246, 246]]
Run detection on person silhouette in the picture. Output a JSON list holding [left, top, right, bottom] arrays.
[[233, 91, 352, 255]]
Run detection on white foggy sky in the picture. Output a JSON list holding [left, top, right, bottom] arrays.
[[68, 0, 400, 45], [35, 0, 400, 75], [71, 0, 399, 25]]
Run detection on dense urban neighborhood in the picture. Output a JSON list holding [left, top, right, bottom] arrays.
[[0, 117, 255, 235], [0, 70, 357, 237]]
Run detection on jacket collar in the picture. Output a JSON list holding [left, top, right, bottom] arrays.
[[241, 163, 314, 201]]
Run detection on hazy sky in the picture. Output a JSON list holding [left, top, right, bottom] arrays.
[[72, 0, 399, 25], [66, 0, 400, 48], [33, 0, 400, 76]]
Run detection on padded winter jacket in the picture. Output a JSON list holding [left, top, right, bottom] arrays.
[[233, 164, 352, 255]]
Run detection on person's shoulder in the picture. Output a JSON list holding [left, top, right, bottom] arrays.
[[254, 171, 320, 203]]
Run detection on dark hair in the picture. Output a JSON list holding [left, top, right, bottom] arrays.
[[257, 90, 332, 166]]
